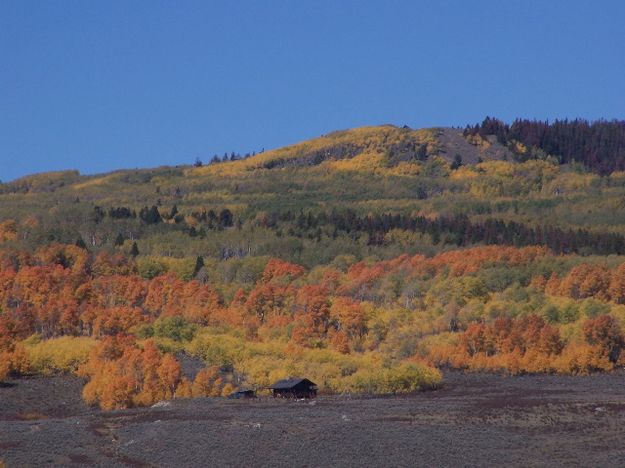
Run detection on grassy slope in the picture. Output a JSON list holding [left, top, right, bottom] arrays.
[[2, 124, 625, 259]]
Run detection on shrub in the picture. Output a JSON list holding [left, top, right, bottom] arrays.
[[191, 366, 237, 397], [153, 316, 197, 341], [348, 363, 442, 394], [0, 353, 10, 381], [187, 331, 244, 370], [26, 336, 97, 375], [137, 316, 198, 343]]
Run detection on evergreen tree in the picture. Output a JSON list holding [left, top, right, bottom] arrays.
[[139, 205, 162, 224], [75, 237, 87, 249], [192, 256, 205, 277], [130, 242, 139, 257], [451, 154, 463, 170], [219, 208, 233, 228], [92, 206, 105, 224]]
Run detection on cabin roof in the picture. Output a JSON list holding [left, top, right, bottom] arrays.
[[268, 378, 317, 389]]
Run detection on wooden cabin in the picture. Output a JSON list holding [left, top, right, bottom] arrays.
[[269, 378, 317, 398]]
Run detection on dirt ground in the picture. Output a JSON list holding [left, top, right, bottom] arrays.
[[2, 371, 625, 467]]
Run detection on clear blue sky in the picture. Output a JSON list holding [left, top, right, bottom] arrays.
[[1, 1, 624, 182]]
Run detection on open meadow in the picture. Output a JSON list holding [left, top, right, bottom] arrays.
[[2, 370, 625, 467]]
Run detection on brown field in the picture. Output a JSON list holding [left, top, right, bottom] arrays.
[[2, 371, 625, 467]]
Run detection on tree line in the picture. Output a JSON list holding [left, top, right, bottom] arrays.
[[260, 209, 625, 256], [464, 117, 625, 175]]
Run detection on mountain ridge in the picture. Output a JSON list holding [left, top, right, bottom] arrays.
[[5, 117, 625, 187], [1, 124, 513, 189]]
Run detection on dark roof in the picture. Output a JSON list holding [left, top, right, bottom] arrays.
[[268, 378, 317, 389]]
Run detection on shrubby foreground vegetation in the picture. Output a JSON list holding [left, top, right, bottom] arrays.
[[2, 120, 625, 409]]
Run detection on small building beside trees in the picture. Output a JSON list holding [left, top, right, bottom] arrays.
[[269, 378, 318, 398], [227, 389, 257, 399]]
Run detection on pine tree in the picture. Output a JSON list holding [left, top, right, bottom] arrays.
[[451, 154, 463, 170], [75, 237, 87, 249], [139, 206, 162, 224], [219, 209, 233, 228], [193, 256, 205, 278], [130, 242, 140, 258]]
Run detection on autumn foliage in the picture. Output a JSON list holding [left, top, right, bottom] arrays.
[[430, 314, 624, 374], [79, 335, 183, 410], [535, 262, 625, 304], [4, 242, 625, 406]]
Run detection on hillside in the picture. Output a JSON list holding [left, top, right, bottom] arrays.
[[2, 121, 625, 264], [2, 119, 625, 412]]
